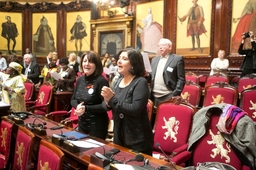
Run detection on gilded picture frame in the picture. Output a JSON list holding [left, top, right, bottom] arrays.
[[32, 12, 57, 56], [0, 12, 22, 55], [66, 11, 91, 56], [176, 0, 212, 56], [230, 0, 253, 54], [135, 0, 164, 54]]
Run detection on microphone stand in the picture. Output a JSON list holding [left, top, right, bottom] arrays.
[[156, 143, 177, 170]]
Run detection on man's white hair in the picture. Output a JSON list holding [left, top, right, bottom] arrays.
[[24, 53, 33, 60], [158, 38, 172, 46]]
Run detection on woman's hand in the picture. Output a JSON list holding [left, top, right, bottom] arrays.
[[101, 86, 115, 105], [74, 102, 85, 116]]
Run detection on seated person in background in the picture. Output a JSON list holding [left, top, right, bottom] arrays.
[[40, 52, 59, 85], [46, 51, 59, 66], [210, 50, 229, 76], [0, 62, 26, 112], [0, 51, 7, 72], [7, 54, 22, 66], [108, 56, 120, 87], [68, 52, 79, 74], [22, 53, 40, 84], [55, 57, 76, 92], [101, 52, 112, 68]]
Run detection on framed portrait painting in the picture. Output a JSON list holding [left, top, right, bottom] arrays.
[[230, 0, 253, 54], [32, 13, 57, 56], [176, 0, 212, 56], [66, 11, 91, 56], [0, 12, 22, 55], [135, 0, 163, 54]]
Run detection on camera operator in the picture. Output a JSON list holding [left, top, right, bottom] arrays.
[[238, 31, 256, 77]]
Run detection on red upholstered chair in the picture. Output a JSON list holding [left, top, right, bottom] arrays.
[[12, 126, 35, 170], [204, 73, 229, 88], [239, 85, 256, 122], [181, 81, 202, 108], [0, 117, 15, 169], [37, 139, 64, 170], [152, 96, 196, 166], [237, 74, 256, 97], [26, 82, 54, 116], [24, 79, 34, 102], [203, 82, 238, 107], [147, 99, 154, 123], [185, 71, 199, 84], [188, 108, 250, 170]]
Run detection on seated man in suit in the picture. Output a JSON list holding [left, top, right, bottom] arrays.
[[22, 53, 40, 84]]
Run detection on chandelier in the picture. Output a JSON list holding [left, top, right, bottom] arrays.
[[93, 0, 116, 10]]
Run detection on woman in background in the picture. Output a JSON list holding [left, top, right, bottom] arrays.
[[55, 57, 76, 92], [0, 62, 26, 112], [210, 50, 229, 76], [68, 52, 79, 75], [70, 51, 109, 139], [101, 48, 153, 155]]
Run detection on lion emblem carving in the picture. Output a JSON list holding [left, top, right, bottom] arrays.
[[207, 129, 231, 163], [181, 92, 190, 101], [249, 100, 256, 118], [211, 94, 224, 104], [162, 117, 179, 142]]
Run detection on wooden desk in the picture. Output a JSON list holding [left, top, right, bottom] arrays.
[[21, 116, 181, 170], [0, 102, 10, 117]]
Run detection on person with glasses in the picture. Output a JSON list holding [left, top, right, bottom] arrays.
[[149, 38, 185, 107]]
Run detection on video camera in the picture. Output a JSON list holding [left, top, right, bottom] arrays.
[[243, 31, 250, 38]]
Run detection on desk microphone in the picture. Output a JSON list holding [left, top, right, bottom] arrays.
[[52, 129, 68, 140], [155, 143, 177, 170], [26, 116, 47, 130], [124, 153, 144, 164]]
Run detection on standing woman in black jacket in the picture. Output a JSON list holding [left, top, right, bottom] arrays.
[[71, 51, 109, 140], [101, 48, 153, 155], [238, 31, 256, 77]]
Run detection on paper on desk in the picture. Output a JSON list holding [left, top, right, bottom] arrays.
[[112, 164, 135, 170], [50, 71, 61, 80], [67, 139, 105, 148]]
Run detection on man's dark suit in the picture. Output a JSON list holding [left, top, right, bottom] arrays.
[[22, 62, 40, 84], [150, 53, 185, 105]]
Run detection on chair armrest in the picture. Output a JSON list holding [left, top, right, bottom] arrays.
[[49, 111, 70, 116], [28, 104, 47, 112], [171, 151, 191, 167], [171, 144, 188, 157]]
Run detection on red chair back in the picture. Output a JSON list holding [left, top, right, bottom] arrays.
[[153, 96, 196, 155], [237, 74, 256, 94], [185, 71, 199, 84], [239, 86, 256, 122], [0, 117, 14, 169], [181, 81, 202, 107], [12, 126, 35, 170], [203, 82, 238, 107], [34, 83, 53, 115], [37, 140, 64, 170], [24, 81, 34, 101], [190, 110, 248, 170], [205, 73, 228, 88]]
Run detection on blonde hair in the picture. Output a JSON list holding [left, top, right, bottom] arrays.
[[68, 52, 77, 63]]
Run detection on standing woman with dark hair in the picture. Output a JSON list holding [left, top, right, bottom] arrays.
[[70, 51, 109, 139], [101, 48, 153, 155]]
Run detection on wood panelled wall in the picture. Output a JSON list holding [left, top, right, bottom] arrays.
[[0, 0, 243, 79]]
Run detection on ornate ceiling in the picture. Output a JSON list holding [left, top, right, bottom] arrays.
[[0, 0, 91, 4]]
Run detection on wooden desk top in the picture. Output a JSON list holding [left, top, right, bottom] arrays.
[[22, 115, 181, 170]]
